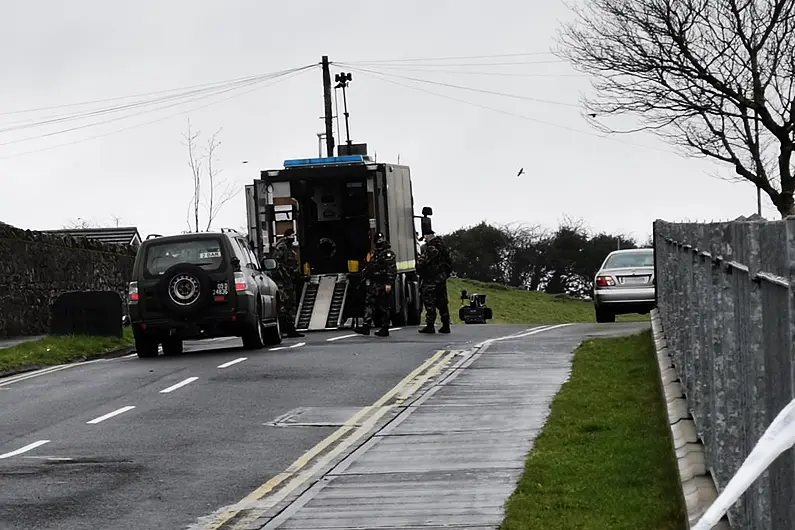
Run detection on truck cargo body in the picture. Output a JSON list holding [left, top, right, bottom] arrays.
[[246, 156, 423, 331]]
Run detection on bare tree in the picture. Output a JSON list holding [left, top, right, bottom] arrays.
[[558, 0, 795, 217], [182, 120, 239, 232]]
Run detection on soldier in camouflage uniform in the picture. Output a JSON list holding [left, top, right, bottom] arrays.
[[416, 230, 453, 334], [272, 228, 304, 338], [355, 232, 397, 337]]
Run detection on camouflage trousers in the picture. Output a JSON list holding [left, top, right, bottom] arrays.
[[276, 280, 297, 326], [363, 282, 391, 329], [421, 280, 450, 326]]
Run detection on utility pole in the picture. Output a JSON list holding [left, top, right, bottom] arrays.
[[321, 56, 335, 158]]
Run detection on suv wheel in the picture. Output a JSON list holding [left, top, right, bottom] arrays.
[[134, 331, 159, 358], [262, 315, 282, 346], [162, 338, 183, 356], [242, 305, 265, 350]]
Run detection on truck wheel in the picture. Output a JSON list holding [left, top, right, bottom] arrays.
[[391, 280, 409, 327], [406, 280, 422, 326]]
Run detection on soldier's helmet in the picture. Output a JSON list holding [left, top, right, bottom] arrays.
[[374, 231, 387, 248], [283, 228, 295, 238]]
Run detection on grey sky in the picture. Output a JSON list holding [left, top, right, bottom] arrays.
[[0, 0, 777, 243]]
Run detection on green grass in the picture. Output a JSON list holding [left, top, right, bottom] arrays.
[[0, 328, 133, 374], [500, 331, 686, 530], [448, 278, 648, 325]]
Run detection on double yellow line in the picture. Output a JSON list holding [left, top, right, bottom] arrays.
[[196, 349, 460, 530]]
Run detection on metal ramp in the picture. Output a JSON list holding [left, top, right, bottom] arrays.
[[295, 274, 349, 331]]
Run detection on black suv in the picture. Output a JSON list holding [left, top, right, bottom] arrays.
[[127, 230, 282, 358]]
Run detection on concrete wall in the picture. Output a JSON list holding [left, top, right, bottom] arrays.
[[654, 218, 795, 529], [0, 223, 135, 338]]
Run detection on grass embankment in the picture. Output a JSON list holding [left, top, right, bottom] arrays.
[[0, 328, 133, 375], [500, 331, 686, 530], [448, 278, 647, 325]]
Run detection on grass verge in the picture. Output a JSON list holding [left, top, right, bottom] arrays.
[[500, 331, 686, 530], [448, 278, 647, 325], [0, 328, 134, 375]]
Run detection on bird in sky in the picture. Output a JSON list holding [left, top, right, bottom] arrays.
[[517, 168, 524, 177]]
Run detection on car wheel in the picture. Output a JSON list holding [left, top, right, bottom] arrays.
[[595, 306, 616, 324], [262, 315, 282, 346], [242, 305, 265, 350], [162, 338, 183, 356], [134, 331, 159, 358]]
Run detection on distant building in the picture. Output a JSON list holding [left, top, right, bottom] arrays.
[[43, 227, 142, 249]]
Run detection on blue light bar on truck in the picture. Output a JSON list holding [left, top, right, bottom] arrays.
[[283, 155, 365, 168]]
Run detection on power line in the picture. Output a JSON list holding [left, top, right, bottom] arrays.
[[346, 60, 566, 68], [343, 52, 556, 63], [0, 66, 315, 159], [332, 63, 585, 78], [354, 69, 674, 155], [0, 66, 315, 134], [0, 66, 318, 117], [0, 65, 316, 148], [338, 65, 582, 109]]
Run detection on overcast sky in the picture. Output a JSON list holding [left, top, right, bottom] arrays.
[[0, 0, 778, 244]]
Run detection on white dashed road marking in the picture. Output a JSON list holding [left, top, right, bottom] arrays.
[[327, 334, 356, 342], [289, 342, 306, 349], [217, 358, 247, 369], [87, 406, 136, 425], [160, 377, 199, 394], [0, 440, 50, 459]]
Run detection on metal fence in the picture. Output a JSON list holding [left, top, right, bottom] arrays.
[[653, 219, 795, 529]]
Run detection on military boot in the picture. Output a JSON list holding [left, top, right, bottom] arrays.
[[439, 321, 451, 334], [355, 324, 371, 336], [418, 324, 435, 334]]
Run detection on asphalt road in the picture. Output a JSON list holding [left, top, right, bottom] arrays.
[[0, 324, 531, 530]]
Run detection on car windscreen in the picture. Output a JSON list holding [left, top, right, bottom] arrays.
[[145, 238, 225, 276], [603, 251, 654, 269]]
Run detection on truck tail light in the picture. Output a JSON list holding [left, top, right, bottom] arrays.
[[234, 272, 248, 292], [128, 281, 139, 302], [596, 276, 615, 288]]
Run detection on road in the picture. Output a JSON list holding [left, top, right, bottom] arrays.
[[0, 324, 534, 530]]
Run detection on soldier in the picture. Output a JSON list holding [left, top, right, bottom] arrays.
[[355, 231, 397, 337], [272, 228, 305, 338], [416, 230, 453, 334]]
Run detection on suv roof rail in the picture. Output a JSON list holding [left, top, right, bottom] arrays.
[[146, 234, 163, 240], [219, 228, 242, 235]]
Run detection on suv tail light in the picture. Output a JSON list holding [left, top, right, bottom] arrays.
[[128, 281, 139, 302], [234, 272, 248, 292], [595, 276, 615, 288]]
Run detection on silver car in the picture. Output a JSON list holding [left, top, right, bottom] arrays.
[[593, 248, 656, 323]]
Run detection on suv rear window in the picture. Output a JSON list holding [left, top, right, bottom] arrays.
[[144, 238, 225, 276], [603, 251, 654, 269]]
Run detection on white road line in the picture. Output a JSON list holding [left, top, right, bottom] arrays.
[[289, 342, 306, 349], [389, 327, 402, 332], [217, 358, 247, 369], [123, 353, 137, 358], [87, 406, 136, 425], [269, 346, 287, 351], [327, 334, 356, 342], [0, 440, 50, 459], [160, 377, 199, 394], [0, 359, 106, 387]]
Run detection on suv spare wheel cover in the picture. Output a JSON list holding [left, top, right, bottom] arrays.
[[157, 263, 213, 316], [169, 273, 201, 306]]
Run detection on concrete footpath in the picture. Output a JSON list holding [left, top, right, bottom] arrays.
[[241, 322, 648, 529]]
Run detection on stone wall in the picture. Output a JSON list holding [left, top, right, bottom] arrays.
[[0, 223, 136, 338]]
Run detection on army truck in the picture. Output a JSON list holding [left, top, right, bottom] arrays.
[[245, 153, 434, 332]]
